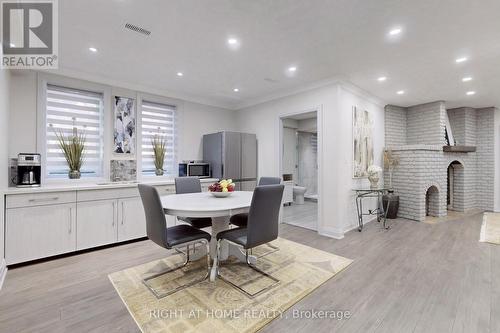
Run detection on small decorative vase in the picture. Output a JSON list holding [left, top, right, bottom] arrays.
[[69, 170, 81, 179], [368, 174, 379, 188], [155, 168, 164, 176]]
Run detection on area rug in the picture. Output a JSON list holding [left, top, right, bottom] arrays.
[[109, 238, 352, 333], [480, 212, 500, 244]]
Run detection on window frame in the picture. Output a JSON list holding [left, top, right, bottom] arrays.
[[137, 93, 181, 179], [37, 73, 111, 183]]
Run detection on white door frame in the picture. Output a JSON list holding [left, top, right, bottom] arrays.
[[276, 105, 323, 233]]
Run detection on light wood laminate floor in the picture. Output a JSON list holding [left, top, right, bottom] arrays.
[[1, 212, 499, 333]]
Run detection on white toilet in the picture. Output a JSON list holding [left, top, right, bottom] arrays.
[[293, 186, 307, 204]]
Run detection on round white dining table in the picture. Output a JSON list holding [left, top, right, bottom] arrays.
[[160, 191, 254, 281]]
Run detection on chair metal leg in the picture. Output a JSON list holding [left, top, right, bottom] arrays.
[[143, 240, 210, 299], [215, 240, 280, 298], [175, 244, 195, 256]]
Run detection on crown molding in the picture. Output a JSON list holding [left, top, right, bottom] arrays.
[[38, 67, 235, 110], [234, 76, 343, 110]]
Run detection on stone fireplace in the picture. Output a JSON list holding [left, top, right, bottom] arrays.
[[447, 161, 464, 211], [384, 101, 495, 221], [425, 185, 440, 217]]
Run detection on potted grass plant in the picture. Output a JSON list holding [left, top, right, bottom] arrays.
[[151, 131, 167, 176], [52, 122, 86, 179]]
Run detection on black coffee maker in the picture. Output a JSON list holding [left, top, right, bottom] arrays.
[[16, 153, 41, 187]]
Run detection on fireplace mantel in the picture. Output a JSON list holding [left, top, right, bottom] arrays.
[[442, 145, 477, 153]]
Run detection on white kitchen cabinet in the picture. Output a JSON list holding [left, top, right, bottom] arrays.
[[76, 199, 117, 250], [3, 179, 218, 265], [5, 203, 76, 264], [117, 197, 147, 242]]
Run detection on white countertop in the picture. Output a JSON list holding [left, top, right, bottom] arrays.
[[2, 178, 219, 195]]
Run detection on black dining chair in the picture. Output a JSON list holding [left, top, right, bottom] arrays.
[[214, 184, 284, 298], [138, 184, 211, 299], [174, 177, 212, 229]]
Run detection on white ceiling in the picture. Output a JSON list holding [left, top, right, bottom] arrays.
[[57, 0, 500, 110]]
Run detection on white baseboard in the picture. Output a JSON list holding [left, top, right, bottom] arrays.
[[318, 227, 345, 239], [318, 216, 378, 239], [0, 259, 7, 290], [343, 216, 378, 234]]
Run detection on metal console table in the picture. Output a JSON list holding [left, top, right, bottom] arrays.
[[353, 187, 391, 231]]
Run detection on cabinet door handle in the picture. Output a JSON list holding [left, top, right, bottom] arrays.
[[69, 207, 72, 234], [121, 202, 124, 225], [112, 202, 115, 226], [29, 197, 59, 203]]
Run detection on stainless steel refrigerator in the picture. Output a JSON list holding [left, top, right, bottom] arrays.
[[203, 131, 257, 191]]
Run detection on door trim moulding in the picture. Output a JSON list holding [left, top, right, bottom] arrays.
[[277, 105, 324, 235]]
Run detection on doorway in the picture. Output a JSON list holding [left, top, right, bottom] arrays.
[[279, 110, 320, 231]]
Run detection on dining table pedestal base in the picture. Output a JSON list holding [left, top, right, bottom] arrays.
[[209, 216, 257, 281]]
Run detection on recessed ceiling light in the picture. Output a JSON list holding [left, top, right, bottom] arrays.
[[388, 27, 402, 36], [176, 72, 183, 77], [227, 37, 241, 50], [462, 77, 472, 82], [9, 43, 15, 48], [288, 66, 297, 72], [466, 91, 476, 95], [233, 88, 239, 92], [455, 57, 468, 63], [377, 76, 387, 82], [89, 47, 97, 52], [397, 90, 405, 95]]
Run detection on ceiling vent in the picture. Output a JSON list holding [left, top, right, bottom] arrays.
[[125, 23, 151, 36]]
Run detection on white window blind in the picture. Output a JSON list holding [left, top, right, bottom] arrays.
[[45, 84, 104, 178], [141, 100, 177, 175]]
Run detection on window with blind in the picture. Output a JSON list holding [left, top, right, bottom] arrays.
[[45, 84, 104, 178], [141, 100, 177, 176]]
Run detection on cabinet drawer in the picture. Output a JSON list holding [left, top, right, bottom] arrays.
[[6, 191, 76, 208], [154, 185, 175, 195], [77, 187, 139, 201]]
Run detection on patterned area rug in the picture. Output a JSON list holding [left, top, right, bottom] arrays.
[[109, 238, 352, 333], [480, 212, 500, 244]]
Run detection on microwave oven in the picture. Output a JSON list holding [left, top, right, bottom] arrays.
[[178, 162, 210, 178]]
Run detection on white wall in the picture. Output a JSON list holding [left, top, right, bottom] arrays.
[[9, 71, 37, 156], [179, 101, 237, 161], [0, 68, 11, 263], [338, 85, 385, 234], [236, 81, 384, 237], [8, 71, 237, 168]]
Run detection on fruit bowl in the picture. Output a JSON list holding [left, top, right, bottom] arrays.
[[210, 191, 232, 198], [208, 179, 235, 198]]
